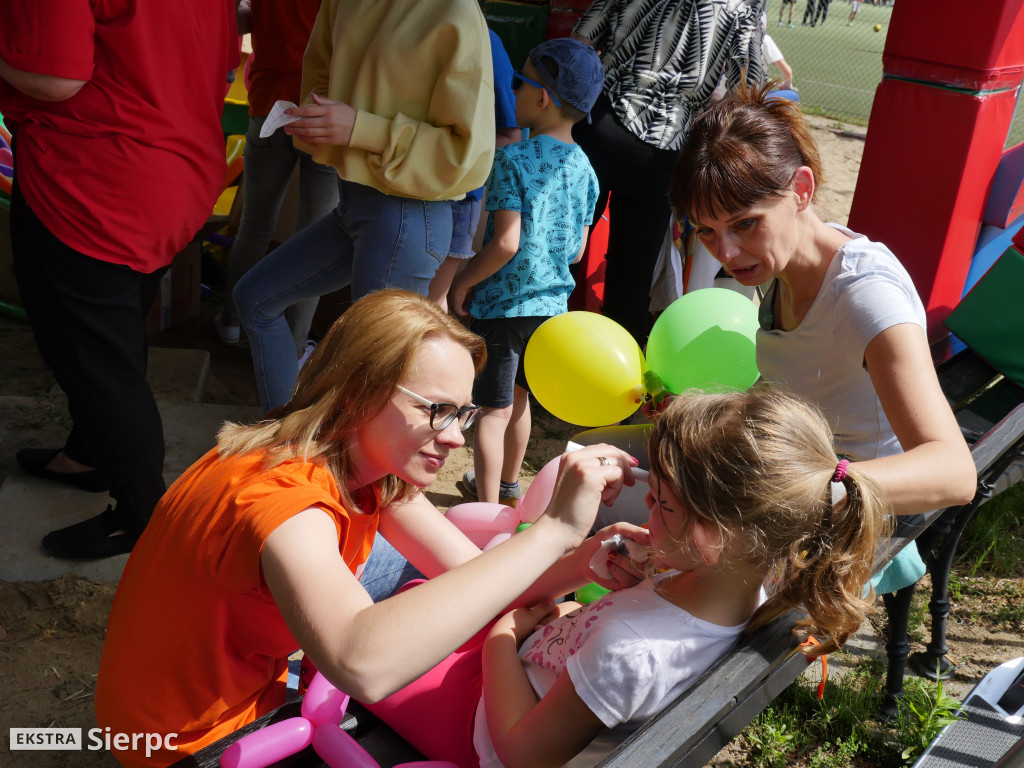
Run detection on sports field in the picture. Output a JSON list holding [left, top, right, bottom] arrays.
[[770, 1, 1024, 147]]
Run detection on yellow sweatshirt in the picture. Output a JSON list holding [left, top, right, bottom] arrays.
[[299, 0, 496, 201]]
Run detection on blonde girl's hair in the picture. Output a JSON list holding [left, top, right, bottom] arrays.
[[647, 387, 892, 655], [217, 289, 486, 511], [669, 79, 824, 225]]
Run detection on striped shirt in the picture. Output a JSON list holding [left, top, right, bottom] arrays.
[[574, 0, 765, 150]]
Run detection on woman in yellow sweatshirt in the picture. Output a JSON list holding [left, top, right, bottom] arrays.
[[235, 0, 497, 414]]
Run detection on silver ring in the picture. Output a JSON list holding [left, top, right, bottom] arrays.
[[597, 456, 611, 467]]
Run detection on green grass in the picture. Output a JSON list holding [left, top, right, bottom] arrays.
[[736, 653, 965, 767], [769, 3, 1024, 147], [728, 477, 1024, 767], [956, 480, 1024, 577]]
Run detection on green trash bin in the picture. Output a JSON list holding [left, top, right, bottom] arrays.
[[483, 1, 549, 70]]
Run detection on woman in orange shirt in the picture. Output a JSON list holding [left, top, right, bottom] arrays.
[[94, 289, 642, 767]]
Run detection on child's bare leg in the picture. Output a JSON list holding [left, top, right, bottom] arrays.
[[502, 386, 531, 488], [428, 257, 461, 312], [473, 404, 513, 503]]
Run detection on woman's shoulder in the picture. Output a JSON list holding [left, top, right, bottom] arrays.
[[828, 227, 918, 293], [825, 226, 927, 334], [206, 449, 343, 503]]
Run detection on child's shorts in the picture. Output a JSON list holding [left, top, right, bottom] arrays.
[[471, 316, 550, 408], [781, 0, 795, 4], [448, 196, 483, 259]]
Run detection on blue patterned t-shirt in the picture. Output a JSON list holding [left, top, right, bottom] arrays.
[[468, 135, 600, 320]]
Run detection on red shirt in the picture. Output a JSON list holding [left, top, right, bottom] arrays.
[[0, 0, 238, 273], [247, 0, 323, 116]]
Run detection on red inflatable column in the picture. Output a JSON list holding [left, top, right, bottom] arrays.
[[848, 0, 1024, 341]]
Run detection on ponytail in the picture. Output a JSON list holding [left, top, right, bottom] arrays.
[[746, 465, 892, 656]]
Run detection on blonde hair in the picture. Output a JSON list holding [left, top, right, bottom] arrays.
[[670, 79, 824, 224], [648, 387, 891, 655], [218, 290, 486, 511]]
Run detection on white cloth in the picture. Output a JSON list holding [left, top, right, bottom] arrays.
[[762, 33, 783, 65], [756, 224, 927, 461], [649, 215, 684, 312], [259, 100, 302, 138], [473, 573, 746, 768]]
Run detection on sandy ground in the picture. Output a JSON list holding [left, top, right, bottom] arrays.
[[7, 115, 996, 768]]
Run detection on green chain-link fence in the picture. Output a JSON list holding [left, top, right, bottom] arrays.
[[765, 0, 1024, 147], [765, 0, 890, 125]]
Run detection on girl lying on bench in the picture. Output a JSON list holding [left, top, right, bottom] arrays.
[[364, 387, 892, 768]]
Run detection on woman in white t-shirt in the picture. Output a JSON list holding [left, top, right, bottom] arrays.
[[669, 81, 976, 521], [364, 388, 889, 767]]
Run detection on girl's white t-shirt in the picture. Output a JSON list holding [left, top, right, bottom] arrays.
[[473, 573, 747, 768]]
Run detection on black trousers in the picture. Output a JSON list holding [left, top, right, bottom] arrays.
[[11, 182, 167, 536], [574, 93, 680, 346]]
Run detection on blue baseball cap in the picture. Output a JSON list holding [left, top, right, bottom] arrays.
[[528, 38, 605, 122]]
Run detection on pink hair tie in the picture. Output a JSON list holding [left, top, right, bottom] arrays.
[[832, 459, 850, 483]]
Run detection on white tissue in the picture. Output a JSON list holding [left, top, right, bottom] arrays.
[[260, 100, 301, 138], [588, 534, 648, 579]]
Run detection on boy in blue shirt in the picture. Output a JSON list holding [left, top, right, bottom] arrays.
[[451, 38, 602, 505]]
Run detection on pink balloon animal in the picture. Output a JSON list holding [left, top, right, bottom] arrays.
[[445, 455, 564, 549], [515, 456, 561, 523], [219, 672, 457, 768], [444, 502, 520, 549]]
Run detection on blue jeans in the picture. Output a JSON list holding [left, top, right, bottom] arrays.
[[223, 115, 339, 353], [234, 179, 453, 412], [360, 534, 425, 602]]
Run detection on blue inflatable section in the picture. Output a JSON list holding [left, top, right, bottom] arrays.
[[962, 212, 1024, 296]]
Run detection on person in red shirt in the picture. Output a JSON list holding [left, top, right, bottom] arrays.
[[212, 0, 340, 354], [0, 1, 237, 558]]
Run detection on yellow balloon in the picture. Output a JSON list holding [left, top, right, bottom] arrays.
[[525, 312, 645, 427]]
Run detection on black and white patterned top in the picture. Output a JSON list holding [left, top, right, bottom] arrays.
[[573, 0, 765, 150]]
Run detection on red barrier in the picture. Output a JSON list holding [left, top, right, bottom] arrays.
[[848, 79, 1019, 340], [882, 0, 1024, 89], [547, 9, 583, 39], [569, 201, 609, 313]]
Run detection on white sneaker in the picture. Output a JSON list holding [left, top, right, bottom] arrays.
[[213, 311, 240, 346], [297, 340, 317, 370]]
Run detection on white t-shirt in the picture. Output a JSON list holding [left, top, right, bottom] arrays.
[[473, 573, 747, 768], [762, 33, 783, 65], [756, 224, 927, 461]]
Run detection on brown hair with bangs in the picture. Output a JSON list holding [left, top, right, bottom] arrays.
[[647, 387, 891, 655], [217, 289, 486, 511], [670, 80, 824, 224]]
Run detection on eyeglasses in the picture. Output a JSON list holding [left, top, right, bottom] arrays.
[[511, 71, 562, 107], [396, 385, 481, 431]]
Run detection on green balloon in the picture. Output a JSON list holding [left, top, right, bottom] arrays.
[[645, 288, 760, 393], [575, 583, 611, 604]]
